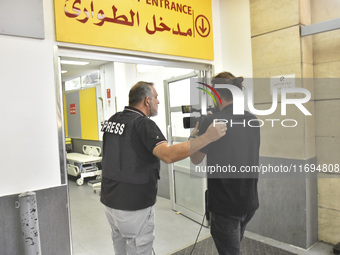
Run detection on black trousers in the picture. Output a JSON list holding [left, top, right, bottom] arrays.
[[210, 211, 256, 255]]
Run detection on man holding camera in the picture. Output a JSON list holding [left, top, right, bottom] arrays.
[[191, 72, 261, 255]]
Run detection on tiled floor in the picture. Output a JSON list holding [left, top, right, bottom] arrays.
[[68, 178, 210, 255], [68, 178, 334, 255]]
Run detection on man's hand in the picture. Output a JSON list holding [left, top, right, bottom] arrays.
[[204, 122, 227, 142], [153, 121, 226, 164]]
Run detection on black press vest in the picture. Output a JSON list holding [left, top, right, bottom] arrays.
[[101, 111, 160, 185]]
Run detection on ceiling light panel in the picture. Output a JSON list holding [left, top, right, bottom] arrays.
[[60, 60, 90, 65]]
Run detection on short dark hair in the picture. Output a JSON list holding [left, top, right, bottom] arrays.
[[129, 81, 154, 107], [211, 72, 244, 101]]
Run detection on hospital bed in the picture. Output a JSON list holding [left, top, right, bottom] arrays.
[[66, 145, 102, 186]]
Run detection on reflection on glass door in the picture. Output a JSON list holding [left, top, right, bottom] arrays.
[[164, 71, 208, 225]]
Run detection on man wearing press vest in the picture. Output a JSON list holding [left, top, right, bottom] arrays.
[[100, 81, 227, 255]]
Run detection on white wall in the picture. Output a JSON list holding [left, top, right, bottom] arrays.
[[0, 0, 62, 197], [0, 33, 61, 195], [213, 0, 253, 78]]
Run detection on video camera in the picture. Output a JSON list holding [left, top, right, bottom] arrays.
[[181, 105, 216, 129]]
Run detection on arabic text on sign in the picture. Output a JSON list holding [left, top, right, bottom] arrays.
[[64, 0, 139, 27], [145, 15, 192, 36], [64, 0, 196, 37]]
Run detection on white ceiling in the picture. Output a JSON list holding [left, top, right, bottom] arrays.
[[60, 57, 110, 82]]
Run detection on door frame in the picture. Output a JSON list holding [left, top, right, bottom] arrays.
[[53, 46, 213, 250], [163, 70, 211, 225]]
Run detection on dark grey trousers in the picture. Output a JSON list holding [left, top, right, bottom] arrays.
[[210, 211, 256, 255]]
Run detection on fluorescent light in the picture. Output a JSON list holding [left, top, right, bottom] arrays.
[[61, 60, 89, 66], [61, 70, 68, 73], [137, 64, 164, 73]]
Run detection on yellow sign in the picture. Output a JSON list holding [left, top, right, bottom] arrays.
[[54, 0, 214, 60]]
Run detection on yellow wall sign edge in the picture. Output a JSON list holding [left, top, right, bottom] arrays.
[[54, 0, 214, 60]]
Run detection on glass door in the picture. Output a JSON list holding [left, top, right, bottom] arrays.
[[164, 71, 209, 225]]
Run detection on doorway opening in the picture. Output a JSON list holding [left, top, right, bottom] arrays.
[[55, 48, 212, 254]]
